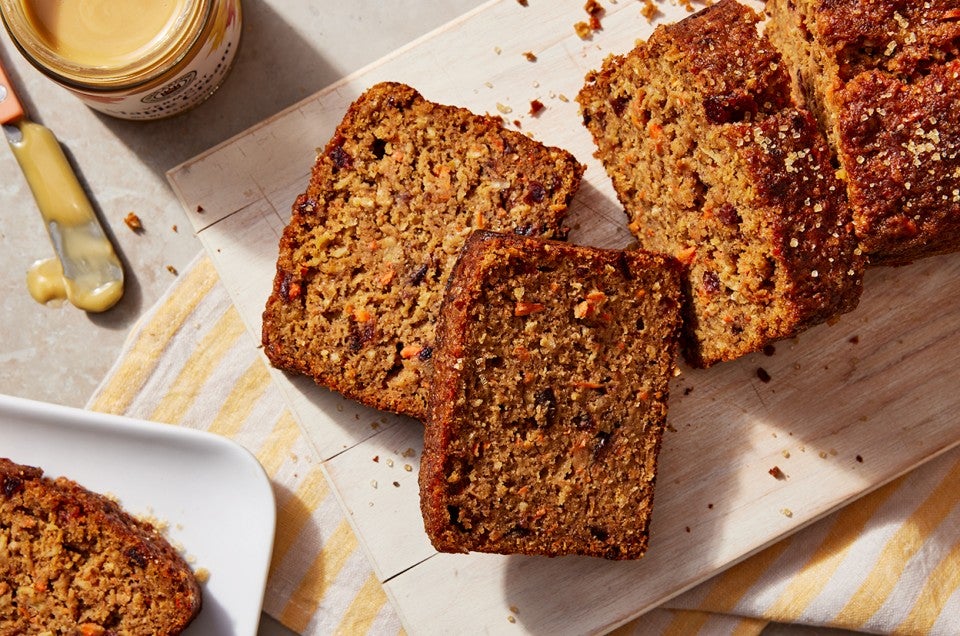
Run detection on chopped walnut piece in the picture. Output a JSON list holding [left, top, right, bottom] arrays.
[[529, 99, 545, 116]]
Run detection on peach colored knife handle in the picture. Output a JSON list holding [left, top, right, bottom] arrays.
[[0, 60, 26, 124]]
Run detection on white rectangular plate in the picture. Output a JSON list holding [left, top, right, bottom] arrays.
[[0, 394, 275, 636]]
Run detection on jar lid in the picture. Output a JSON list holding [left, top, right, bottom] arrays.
[[0, 0, 210, 91]]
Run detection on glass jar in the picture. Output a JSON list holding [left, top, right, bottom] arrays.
[[0, 0, 242, 120]]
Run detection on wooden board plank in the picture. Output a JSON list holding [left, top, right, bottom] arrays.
[[167, 0, 960, 632]]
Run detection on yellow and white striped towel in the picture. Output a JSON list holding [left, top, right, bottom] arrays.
[[89, 254, 960, 635]]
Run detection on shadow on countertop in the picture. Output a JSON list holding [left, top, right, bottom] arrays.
[[95, 1, 341, 177]]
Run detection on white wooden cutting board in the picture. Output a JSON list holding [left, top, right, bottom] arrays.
[[167, 0, 960, 632]]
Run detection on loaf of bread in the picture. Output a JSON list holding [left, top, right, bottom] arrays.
[[577, 0, 865, 367], [420, 231, 684, 559], [262, 82, 585, 419], [765, 0, 960, 264], [0, 458, 201, 635]]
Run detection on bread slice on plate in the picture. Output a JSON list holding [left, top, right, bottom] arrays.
[[262, 82, 584, 419], [0, 457, 201, 635], [420, 230, 683, 559]]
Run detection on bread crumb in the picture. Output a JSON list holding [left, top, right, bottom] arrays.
[[780, 508, 793, 518], [166, 265, 179, 276], [641, 0, 659, 22], [584, 0, 604, 30], [194, 568, 210, 584], [768, 466, 787, 480], [523, 51, 537, 62], [124, 212, 144, 233]]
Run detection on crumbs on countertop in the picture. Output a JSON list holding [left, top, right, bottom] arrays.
[[124, 212, 144, 233]]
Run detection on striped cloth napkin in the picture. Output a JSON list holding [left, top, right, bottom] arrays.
[[88, 254, 960, 635]]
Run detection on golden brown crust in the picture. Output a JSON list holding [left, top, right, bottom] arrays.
[[0, 458, 201, 635], [766, 0, 960, 264], [420, 231, 683, 559], [261, 82, 584, 418], [578, 0, 864, 367], [809, 0, 960, 82], [836, 61, 960, 263]]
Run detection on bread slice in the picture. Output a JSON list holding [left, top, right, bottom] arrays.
[[577, 0, 865, 367], [262, 82, 585, 419], [765, 0, 960, 264], [0, 458, 201, 634], [419, 231, 683, 559]]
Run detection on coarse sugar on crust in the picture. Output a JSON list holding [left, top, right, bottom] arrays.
[[0, 458, 201, 635], [420, 231, 683, 559], [261, 82, 584, 419], [765, 0, 960, 264], [577, 0, 864, 367]]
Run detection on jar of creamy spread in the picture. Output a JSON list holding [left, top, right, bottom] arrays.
[[0, 0, 242, 120]]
